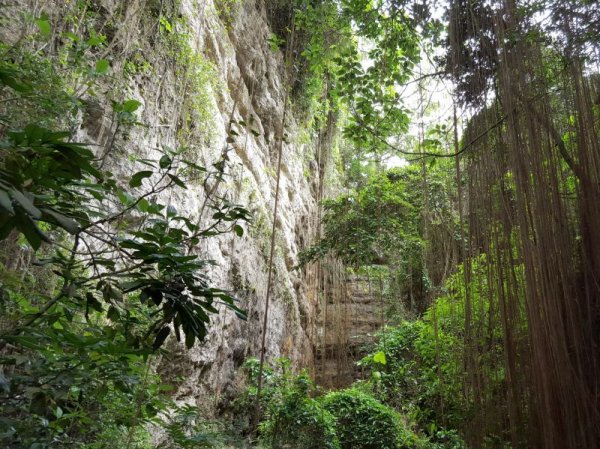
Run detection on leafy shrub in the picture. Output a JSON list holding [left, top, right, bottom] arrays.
[[158, 403, 238, 449], [417, 428, 466, 449], [322, 388, 419, 449], [237, 358, 339, 449], [260, 381, 339, 449], [361, 321, 466, 435]]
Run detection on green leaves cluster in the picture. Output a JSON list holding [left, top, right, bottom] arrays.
[[302, 159, 458, 316], [323, 388, 423, 449], [0, 119, 250, 352], [0, 7, 251, 447], [0, 124, 98, 244], [300, 168, 417, 268], [336, 0, 424, 152], [259, 371, 340, 449], [243, 358, 429, 449], [159, 403, 237, 448], [0, 302, 160, 448], [357, 255, 525, 447], [362, 321, 466, 432], [278, 0, 436, 162]]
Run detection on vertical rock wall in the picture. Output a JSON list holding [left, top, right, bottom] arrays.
[[315, 273, 385, 389], [1, 0, 324, 413], [149, 0, 322, 410]]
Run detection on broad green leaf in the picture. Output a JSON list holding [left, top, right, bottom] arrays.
[[35, 19, 51, 38], [106, 306, 120, 321], [168, 174, 186, 188], [9, 189, 41, 219], [185, 332, 195, 349], [86, 292, 103, 312], [137, 198, 150, 212], [159, 154, 172, 169], [41, 208, 79, 234], [153, 327, 170, 350], [117, 190, 135, 205], [129, 170, 153, 188], [373, 351, 387, 365], [87, 35, 104, 47], [15, 214, 48, 250], [0, 190, 14, 215], [0, 69, 32, 92], [123, 99, 142, 113]]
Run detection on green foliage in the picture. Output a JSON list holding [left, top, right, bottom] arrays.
[[244, 358, 436, 449], [157, 12, 219, 143], [158, 403, 238, 449], [291, 1, 350, 120], [0, 42, 77, 130], [235, 358, 339, 448], [269, 0, 437, 166], [335, 0, 438, 155], [300, 162, 457, 316], [300, 168, 417, 268], [0, 280, 160, 447], [0, 125, 96, 248], [362, 321, 466, 431], [322, 388, 420, 449], [267, 33, 286, 53], [0, 8, 251, 346], [259, 372, 339, 449], [0, 6, 250, 447], [0, 119, 250, 351], [214, 0, 241, 29], [358, 254, 524, 447]]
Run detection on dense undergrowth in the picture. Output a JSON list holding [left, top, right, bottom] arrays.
[[247, 257, 495, 449], [1, 0, 599, 448], [241, 351, 464, 449]]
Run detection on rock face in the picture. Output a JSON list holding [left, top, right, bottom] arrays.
[[131, 0, 324, 409], [1, 0, 324, 413], [315, 274, 384, 389], [145, 0, 321, 410]]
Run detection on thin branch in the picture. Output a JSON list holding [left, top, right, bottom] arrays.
[[405, 70, 448, 86], [352, 107, 508, 161]]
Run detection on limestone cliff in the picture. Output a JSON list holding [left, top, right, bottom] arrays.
[[0, 0, 324, 413], [133, 0, 323, 410]]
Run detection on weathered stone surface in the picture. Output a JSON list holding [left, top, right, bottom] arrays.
[[137, 0, 322, 411], [315, 275, 385, 389], [0, 0, 321, 418]]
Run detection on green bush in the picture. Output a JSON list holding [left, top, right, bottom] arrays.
[[322, 388, 419, 449], [256, 364, 339, 449], [361, 320, 467, 432]]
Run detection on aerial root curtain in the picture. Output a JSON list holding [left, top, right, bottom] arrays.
[[448, 0, 600, 447]]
